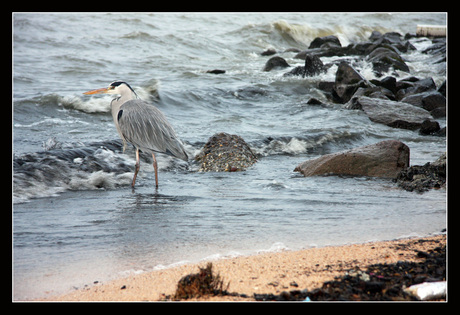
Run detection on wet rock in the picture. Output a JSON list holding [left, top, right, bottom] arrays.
[[345, 96, 433, 130], [294, 140, 410, 179], [261, 48, 277, 56], [333, 61, 369, 103], [284, 54, 325, 77], [395, 77, 437, 100], [206, 69, 226, 74], [395, 153, 446, 192], [370, 76, 397, 94], [401, 91, 446, 117], [419, 119, 441, 135], [366, 47, 410, 74], [196, 132, 258, 172], [366, 31, 416, 54], [309, 35, 342, 49], [263, 56, 290, 71]]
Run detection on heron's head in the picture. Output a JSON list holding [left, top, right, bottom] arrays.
[[83, 80, 137, 96]]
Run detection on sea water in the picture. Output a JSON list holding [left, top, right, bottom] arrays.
[[13, 12, 446, 300]]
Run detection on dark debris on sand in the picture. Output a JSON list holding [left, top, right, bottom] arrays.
[[254, 240, 446, 301]]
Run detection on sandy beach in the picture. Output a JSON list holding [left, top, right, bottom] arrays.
[[38, 234, 446, 302]]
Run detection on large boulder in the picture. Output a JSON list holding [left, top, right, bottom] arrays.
[[294, 140, 410, 179], [333, 62, 369, 103], [195, 132, 258, 172], [345, 96, 433, 130]]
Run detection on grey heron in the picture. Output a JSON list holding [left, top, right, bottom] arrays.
[[83, 80, 188, 188]]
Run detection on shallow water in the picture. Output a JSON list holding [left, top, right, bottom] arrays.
[[13, 13, 446, 300]]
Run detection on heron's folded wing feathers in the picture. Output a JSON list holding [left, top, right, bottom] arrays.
[[117, 100, 188, 161]]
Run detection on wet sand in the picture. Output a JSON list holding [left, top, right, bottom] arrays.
[[40, 234, 446, 301]]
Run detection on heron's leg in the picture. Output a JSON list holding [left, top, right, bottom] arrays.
[[132, 149, 140, 188], [152, 153, 159, 188]]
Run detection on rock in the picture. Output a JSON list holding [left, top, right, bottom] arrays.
[[401, 91, 446, 117], [419, 119, 440, 135], [206, 69, 226, 74], [309, 35, 342, 49], [284, 54, 325, 77], [395, 77, 437, 100], [370, 76, 397, 94], [366, 32, 416, 54], [304, 54, 326, 77], [366, 47, 410, 74], [345, 96, 433, 130], [261, 48, 277, 56], [196, 132, 258, 172], [395, 153, 446, 192], [263, 56, 290, 71], [333, 62, 369, 103], [294, 140, 410, 179]]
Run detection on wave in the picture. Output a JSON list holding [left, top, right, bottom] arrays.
[[14, 79, 161, 115], [271, 19, 392, 48], [253, 130, 361, 157], [13, 129, 361, 203], [13, 140, 134, 203]]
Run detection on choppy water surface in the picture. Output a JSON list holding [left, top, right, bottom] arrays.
[[13, 13, 446, 300]]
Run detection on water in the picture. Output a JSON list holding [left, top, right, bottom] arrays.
[[13, 13, 447, 300]]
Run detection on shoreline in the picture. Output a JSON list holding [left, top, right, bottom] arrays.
[[36, 234, 446, 302]]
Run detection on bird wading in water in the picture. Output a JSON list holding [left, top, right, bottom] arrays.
[[83, 81, 188, 188]]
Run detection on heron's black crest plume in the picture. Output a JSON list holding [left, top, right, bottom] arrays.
[[110, 80, 140, 99]]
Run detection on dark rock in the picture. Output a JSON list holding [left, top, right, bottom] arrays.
[[333, 61, 369, 103], [263, 56, 290, 71], [306, 98, 323, 105], [304, 54, 326, 77], [419, 119, 441, 135], [395, 77, 437, 100], [261, 48, 277, 56], [284, 54, 325, 77], [309, 35, 342, 49], [437, 80, 446, 97], [294, 140, 410, 179], [371, 76, 397, 94], [350, 86, 395, 101], [421, 92, 446, 112], [369, 30, 382, 41], [367, 32, 416, 54], [196, 132, 257, 172], [366, 47, 410, 74], [430, 107, 446, 119], [395, 153, 446, 192], [206, 69, 226, 74], [284, 47, 301, 53], [346, 96, 433, 130]]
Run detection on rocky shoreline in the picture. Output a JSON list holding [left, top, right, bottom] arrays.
[[201, 30, 446, 193]]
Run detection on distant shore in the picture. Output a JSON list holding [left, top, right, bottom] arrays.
[[39, 234, 446, 302]]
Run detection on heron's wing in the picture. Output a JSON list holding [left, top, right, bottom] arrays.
[[117, 100, 188, 161]]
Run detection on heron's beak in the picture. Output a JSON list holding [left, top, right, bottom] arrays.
[[83, 87, 109, 95]]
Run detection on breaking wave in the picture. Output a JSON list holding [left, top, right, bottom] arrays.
[[13, 140, 134, 203], [271, 19, 392, 48]]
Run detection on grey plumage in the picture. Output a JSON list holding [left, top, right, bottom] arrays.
[[84, 80, 188, 188], [116, 99, 188, 161]]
